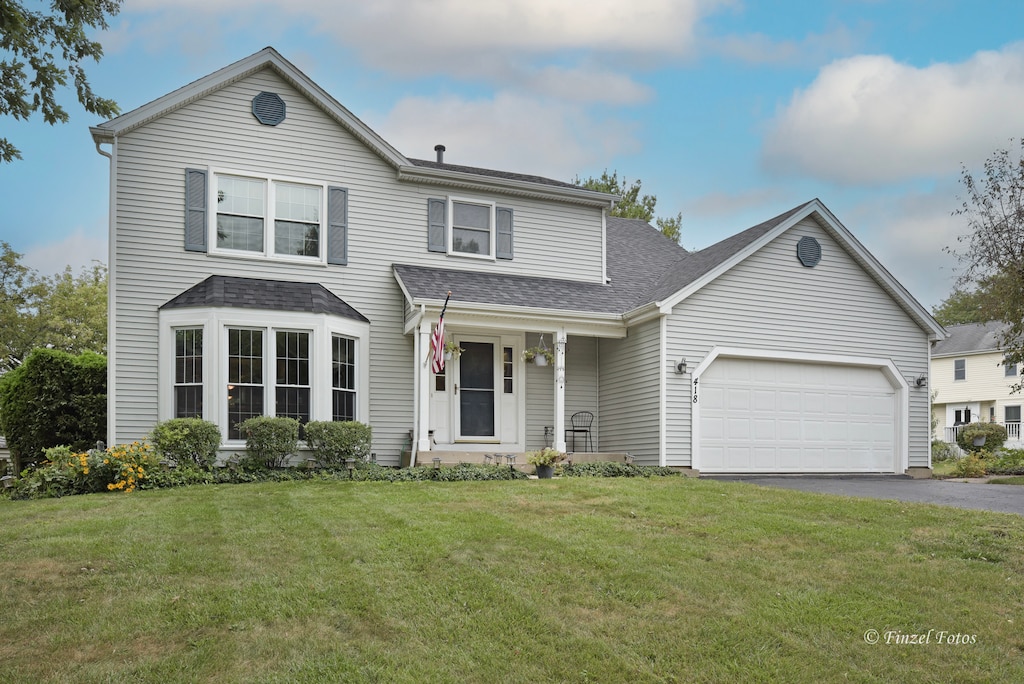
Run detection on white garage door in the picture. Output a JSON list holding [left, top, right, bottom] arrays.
[[698, 358, 896, 473]]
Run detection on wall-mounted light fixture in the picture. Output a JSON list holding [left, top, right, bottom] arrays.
[[675, 358, 688, 375], [914, 374, 927, 388]]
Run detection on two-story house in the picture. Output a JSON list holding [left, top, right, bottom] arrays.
[[931, 321, 1023, 446], [90, 48, 945, 475]]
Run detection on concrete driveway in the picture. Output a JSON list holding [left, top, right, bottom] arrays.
[[709, 475, 1024, 516]]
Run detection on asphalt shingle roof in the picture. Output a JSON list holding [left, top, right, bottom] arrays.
[[932, 321, 1008, 356], [160, 276, 370, 322], [408, 158, 581, 190]]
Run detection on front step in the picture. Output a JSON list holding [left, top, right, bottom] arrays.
[[411, 450, 632, 467]]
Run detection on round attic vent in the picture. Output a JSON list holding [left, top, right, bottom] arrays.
[[796, 236, 821, 267], [252, 91, 286, 126]]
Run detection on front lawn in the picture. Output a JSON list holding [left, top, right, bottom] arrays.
[[1, 478, 1022, 682]]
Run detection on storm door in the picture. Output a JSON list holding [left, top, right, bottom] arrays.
[[457, 340, 497, 439]]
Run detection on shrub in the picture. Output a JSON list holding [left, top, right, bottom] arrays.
[[304, 421, 372, 466], [7, 441, 158, 499], [560, 462, 681, 478], [957, 422, 1008, 454], [150, 418, 221, 470], [952, 454, 988, 478], [931, 440, 955, 462], [239, 417, 299, 468], [0, 348, 106, 472], [987, 449, 1024, 475]]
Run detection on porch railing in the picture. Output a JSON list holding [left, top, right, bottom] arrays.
[[944, 422, 1021, 443]]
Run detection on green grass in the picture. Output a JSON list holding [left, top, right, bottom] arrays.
[[1, 478, 1023, 682], [988, 476, 1024, 485]]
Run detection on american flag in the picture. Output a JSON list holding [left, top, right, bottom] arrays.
[[430, 291, 452, 374]]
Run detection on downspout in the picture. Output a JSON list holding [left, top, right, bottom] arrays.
[[94, 138, 116, 445]]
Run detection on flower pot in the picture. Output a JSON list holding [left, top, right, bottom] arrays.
[[535, 464, 554, 479], [444, 351, 453, 361], [534, 355, 548, 367], [973, 436, 987, 447]]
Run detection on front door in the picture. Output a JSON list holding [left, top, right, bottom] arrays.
[[457, 339, 497, 439]]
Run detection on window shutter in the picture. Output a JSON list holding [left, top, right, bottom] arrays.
[[496, 207, 513, 260], [428, 198, 447, 252], [327, 186, 348, 265], [184, 168, 208, 252]]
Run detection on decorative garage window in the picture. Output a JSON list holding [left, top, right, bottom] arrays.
[[427, 197, 513, 260], [183, 168, 348, 266], [954, 359, 966, 381]]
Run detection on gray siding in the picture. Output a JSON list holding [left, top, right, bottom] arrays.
[[523, 334, 599, 451], [598, 319, 662, 464], [110, 68, 606, 463], [664, 217, 931, 469]]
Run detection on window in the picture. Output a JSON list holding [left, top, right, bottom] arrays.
[[1006, 406, 1021, 423], [227, 328, 265, 440], [332, 335, 356, 421], [174, 328, 203, 418], [276, 331, 311, 428], [503, 347, 513, 393], [954, 359, 966, 381], [451, 200, 493, 256], [954, 408, 971, 424], [434, 364, 446, 392], [214, 172, 324, 260], [1005, 358, 1018, 377]]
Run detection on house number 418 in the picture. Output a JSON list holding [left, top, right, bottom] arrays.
[[692, 377, 699, 404]]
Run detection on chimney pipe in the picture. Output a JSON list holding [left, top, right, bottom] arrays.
[[434, 144, 445, 163]]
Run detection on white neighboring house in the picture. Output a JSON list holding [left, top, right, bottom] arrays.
[[89, 47, 946, 475], [931, 321, 1023, 447]]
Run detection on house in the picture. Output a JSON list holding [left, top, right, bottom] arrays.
[[931, 321, 1023, 446], [90, 47, 945, 475]]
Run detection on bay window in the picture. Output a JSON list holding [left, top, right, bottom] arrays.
[[174, 328, 203, 418]]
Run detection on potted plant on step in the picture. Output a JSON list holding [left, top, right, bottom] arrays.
[[527, 447, 566, 479]]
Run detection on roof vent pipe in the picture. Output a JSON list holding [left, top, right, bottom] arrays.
[[434, 144, 445, 163]]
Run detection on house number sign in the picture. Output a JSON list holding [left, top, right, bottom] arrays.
[[692, 377, 699, 404]]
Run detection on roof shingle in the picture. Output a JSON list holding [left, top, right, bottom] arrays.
[[160, 276, 370, 322]]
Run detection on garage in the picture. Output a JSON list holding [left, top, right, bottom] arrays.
[[697, 357, 898, 473]]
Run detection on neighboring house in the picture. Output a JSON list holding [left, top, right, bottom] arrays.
[[90, 47, 945, 475], [931, 321, 1023, 446]]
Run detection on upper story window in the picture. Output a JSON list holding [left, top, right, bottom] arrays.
[[184, 168, 348, 266], [427, 196, 513, 260], [954, 358, 966, 381], [1005, 358, 1018, 377], [215, 173, 322, 260]]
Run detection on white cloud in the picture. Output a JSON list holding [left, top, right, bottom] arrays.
[[375, 92, 641, 179], [762, 44, 1024, 185], [23, 229, 108, 276]]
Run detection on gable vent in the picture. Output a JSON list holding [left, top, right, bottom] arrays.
[[252, 92, 286, 126], [796, 236, 821, 267]]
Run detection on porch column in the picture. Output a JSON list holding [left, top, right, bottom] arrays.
[[416, 320, 432, 453], [553, 330, 567, 451]]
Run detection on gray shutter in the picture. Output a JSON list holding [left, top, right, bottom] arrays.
[[327, 186, 348, 265], [496, 207, 513, 260], [427, 198, 447, 253], [184, 168, 207, 252]]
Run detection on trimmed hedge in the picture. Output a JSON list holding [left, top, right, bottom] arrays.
[[150, 418, 221, 471], [957, 422, 1008, 454], [239, 416, 299, 468], [304, 420, 372, 466], [0, 348, 106, 471], [559, 462, 681, 478]]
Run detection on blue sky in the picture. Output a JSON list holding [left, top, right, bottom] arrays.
[[3, 0, 1024, 310]]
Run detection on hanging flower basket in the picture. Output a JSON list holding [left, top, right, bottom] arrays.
[[443, 341, 464, 360], [523, 334, 553, 366]]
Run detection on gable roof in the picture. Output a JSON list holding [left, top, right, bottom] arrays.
[[91, 47, 615, 208], [160, 276, 369, 322], [932, 321, 1008, 357]]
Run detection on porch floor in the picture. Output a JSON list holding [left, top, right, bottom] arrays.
[[412, 451, 631, 468]]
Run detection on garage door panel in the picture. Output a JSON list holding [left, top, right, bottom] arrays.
[[699, 358, 897, 473]]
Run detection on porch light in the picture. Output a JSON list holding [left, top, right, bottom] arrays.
[[915, 374, 927, 388], [675, 359, 687, 375]]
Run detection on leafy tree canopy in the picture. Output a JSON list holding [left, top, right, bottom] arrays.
[[931, 287, 990, 326], [0, 0, 122, 163], [948, 139, 1024, 391], [0, 241, 107, 373], [576, 170, 684, 244]]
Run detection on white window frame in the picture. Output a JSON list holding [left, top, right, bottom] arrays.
[[208, 167, 329, 265], [954, 358, 966, 381], [448, 196, 496, 260], [1005, 358, 1018, 377], [159, 308, 370, 445]]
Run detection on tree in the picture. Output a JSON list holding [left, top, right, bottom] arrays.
[[576, 170, 684, 244], [931, 287, 990, 326], [949, 139, 1024, 392], [0, 0, 123, 163], [0, 242, 107, 373]]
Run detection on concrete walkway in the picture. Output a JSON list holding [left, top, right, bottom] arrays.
[[709, 475, 1024, 516]]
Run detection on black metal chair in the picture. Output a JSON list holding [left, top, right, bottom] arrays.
[[565, 411, 594, 452]]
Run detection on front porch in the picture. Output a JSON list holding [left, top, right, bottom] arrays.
[[943, 422, 1023, 447]]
